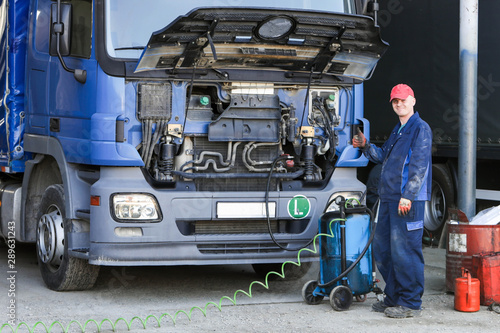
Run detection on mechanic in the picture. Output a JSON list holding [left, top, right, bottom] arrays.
[[353, 83, 432, 318]]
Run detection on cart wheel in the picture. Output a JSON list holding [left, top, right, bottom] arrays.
[[355, 294, 367, 302], [329, 285, 353, 311], [302, 280, 324, 305]]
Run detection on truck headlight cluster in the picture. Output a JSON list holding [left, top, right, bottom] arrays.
[[325, 191, 363, 212], [112, 194, 162, 222]]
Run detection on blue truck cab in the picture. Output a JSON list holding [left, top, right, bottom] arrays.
[[0, 0, 387, 290]]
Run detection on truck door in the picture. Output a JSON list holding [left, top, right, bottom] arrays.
[[47, 0, 97, 163], [27, 0, 51, 135], [27, 0, 96, 162]]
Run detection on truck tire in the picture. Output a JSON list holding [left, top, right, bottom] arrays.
[[36, 184, 99, 291], [424, 164, 454, 233]]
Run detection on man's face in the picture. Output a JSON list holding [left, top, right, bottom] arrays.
[[391, 95, 416, 119]]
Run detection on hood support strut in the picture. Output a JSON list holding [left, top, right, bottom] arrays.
[[179, 19, 219, 68]]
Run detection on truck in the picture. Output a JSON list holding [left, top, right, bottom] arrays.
[[0, 0, 387, 290], [364, 0, 500, 241]]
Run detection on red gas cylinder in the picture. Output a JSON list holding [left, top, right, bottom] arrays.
[[454, 268, 480, 312]]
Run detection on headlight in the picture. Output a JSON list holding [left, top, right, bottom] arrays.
[[112, 194, 162, 222], [256, 16, 295, 40], [325, 191, 363, 212]]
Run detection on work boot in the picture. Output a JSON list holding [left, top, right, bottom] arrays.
[[384, 305, 422, 318], [371, 301, 390, 313]]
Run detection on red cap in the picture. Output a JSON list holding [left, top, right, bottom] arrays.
[[390, 84, 414, 102]]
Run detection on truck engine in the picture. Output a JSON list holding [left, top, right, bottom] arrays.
[[136, 83, 342, 191]]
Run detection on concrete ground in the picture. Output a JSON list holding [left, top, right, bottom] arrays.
[[1, 244, 499, 332]]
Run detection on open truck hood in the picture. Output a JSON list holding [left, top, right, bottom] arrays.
[[135, 7, 388, 81]]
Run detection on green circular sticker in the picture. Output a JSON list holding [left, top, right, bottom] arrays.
[[287, 195, 311, 219]]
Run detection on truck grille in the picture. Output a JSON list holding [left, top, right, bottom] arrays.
[[195, 220, 278, 234], [176, 219, 309, 236], [197, 243, 285, 254]]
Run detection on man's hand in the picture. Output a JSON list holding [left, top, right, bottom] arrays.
[[353, 128, 367, 148], [398, 198, 412, 216]]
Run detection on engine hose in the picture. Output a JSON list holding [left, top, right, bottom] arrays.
[[265, 155, 315, 252], [0, 218, 344, 333], [172, 169, 304, 179]]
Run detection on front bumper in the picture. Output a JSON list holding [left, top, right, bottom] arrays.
[[88, 166, 364, 265]]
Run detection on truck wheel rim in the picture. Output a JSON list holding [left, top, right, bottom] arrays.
[[37, 205, 65, 268], [425, 180, 446, 231]]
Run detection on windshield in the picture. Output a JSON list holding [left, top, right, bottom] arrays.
[[105, 0, 355, 59]]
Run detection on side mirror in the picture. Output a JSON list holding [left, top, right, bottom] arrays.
[[50, 3, 71, 56], [49, 1, 86, 84]]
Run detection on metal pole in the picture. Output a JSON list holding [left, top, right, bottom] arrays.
[[458, 0, 478, 220]]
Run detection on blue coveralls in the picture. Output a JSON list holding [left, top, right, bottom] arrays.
[[363, 112, 432, 310]]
